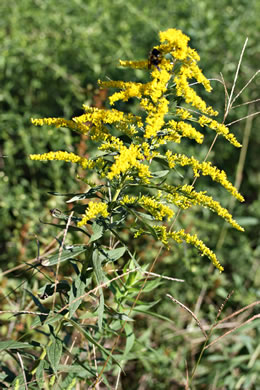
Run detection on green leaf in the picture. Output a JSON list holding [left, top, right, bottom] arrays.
[[57, 364, 95, 376], [25, 289, 48, 313], [132, 308, 174, 322], [31, 313, 64, 329], [134, 211, 154, 221], [47, 334, 63, 373], [125, 207, 158, 239], [151, 169, 169, 178], [41, 245, 88, 266], [69, 273, 89, 317], [36, 360, 45, 388], [89, 222, 103, 243], [98, 246, 126, 264], [123, 322, 135, 358], [49, 208, 81, 222], [48, 191, 80, 197], [0, 340, 32, 351], [153, 156, 169, 168], [97, 293, 105, 331], [93, 250, 105, 330], [140, 278, 162, 292], [38, 220, 90, 236], [38, 280, 70, 299], [66, 186, 103, 203]]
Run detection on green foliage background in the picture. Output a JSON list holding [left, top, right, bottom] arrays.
[[0, 0, 259, 388]]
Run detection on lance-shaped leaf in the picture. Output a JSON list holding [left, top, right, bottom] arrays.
[[47, 334, 63, 373], [41, 245, 88, 267]]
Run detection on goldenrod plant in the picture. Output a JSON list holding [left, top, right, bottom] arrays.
[[30, 28, 244, 273], [3, 29, 249, 388]]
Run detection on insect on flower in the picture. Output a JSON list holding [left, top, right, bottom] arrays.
[[148, 48, 162, 70]]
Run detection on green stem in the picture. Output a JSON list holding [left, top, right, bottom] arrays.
[[112, 176, 128, 202]]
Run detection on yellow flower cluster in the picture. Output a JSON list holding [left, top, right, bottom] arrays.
[[123, 195, 174, 221], [156, 29, 216, 116], [98, 136, 124, 153], [144, 66, 172, 103], [159, 28, 190, 60], [101, 67, 172, 140], [99, 81, 144, 106], [166, 151, 244, 202], [31, 117, 89, 134], [151, 225, 224, 271], [152, 225, 169, 245], [198, 115, 241, 147], [144, 97, 170, 139], [169, 229, 224, 272], [174, 67, 217, 116], [176, 108, 193, 120], [119, 59, 148, 69], [107, 144, 151, 183], [73, 106, 142, 141], [77, 201, 109, 227], [141, 142, 160, 160], [164, 184, 243, 231], [168, 120, 204, 144], [29, 151, 95, 169]]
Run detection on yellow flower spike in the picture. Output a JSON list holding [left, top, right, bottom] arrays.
[[119, 59, 148, 69], [169, 229, 224, 272], [29, 151, 95, 169], [198, 115, 241, 147], [168, 120, 204, 144], [120, 195, 138, 205], [139, 195, 174, 221], [174, 70, 217, 116], [166, 151, 244, 202], [99, 81, 144, 105], [31, 117, 89, 134], [144, 97, 169, 139], [164, 184, 244, 231]]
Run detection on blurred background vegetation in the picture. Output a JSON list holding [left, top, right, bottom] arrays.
[[0, 0, 259, 388]]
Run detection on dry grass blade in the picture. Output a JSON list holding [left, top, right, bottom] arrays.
[[17, 352, 29, 390], [205, 314, 260, 350], [232, 97, 260, 109], [226, 111, 260, 127], [215, 290, 234, 321], [142, 270, 184, 282], [166, 294, 207, 339], [0, 310, 49, 316], [215, 300, 260, 327], [231, 69, 260, 107], [225, 37, 248, 115]]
